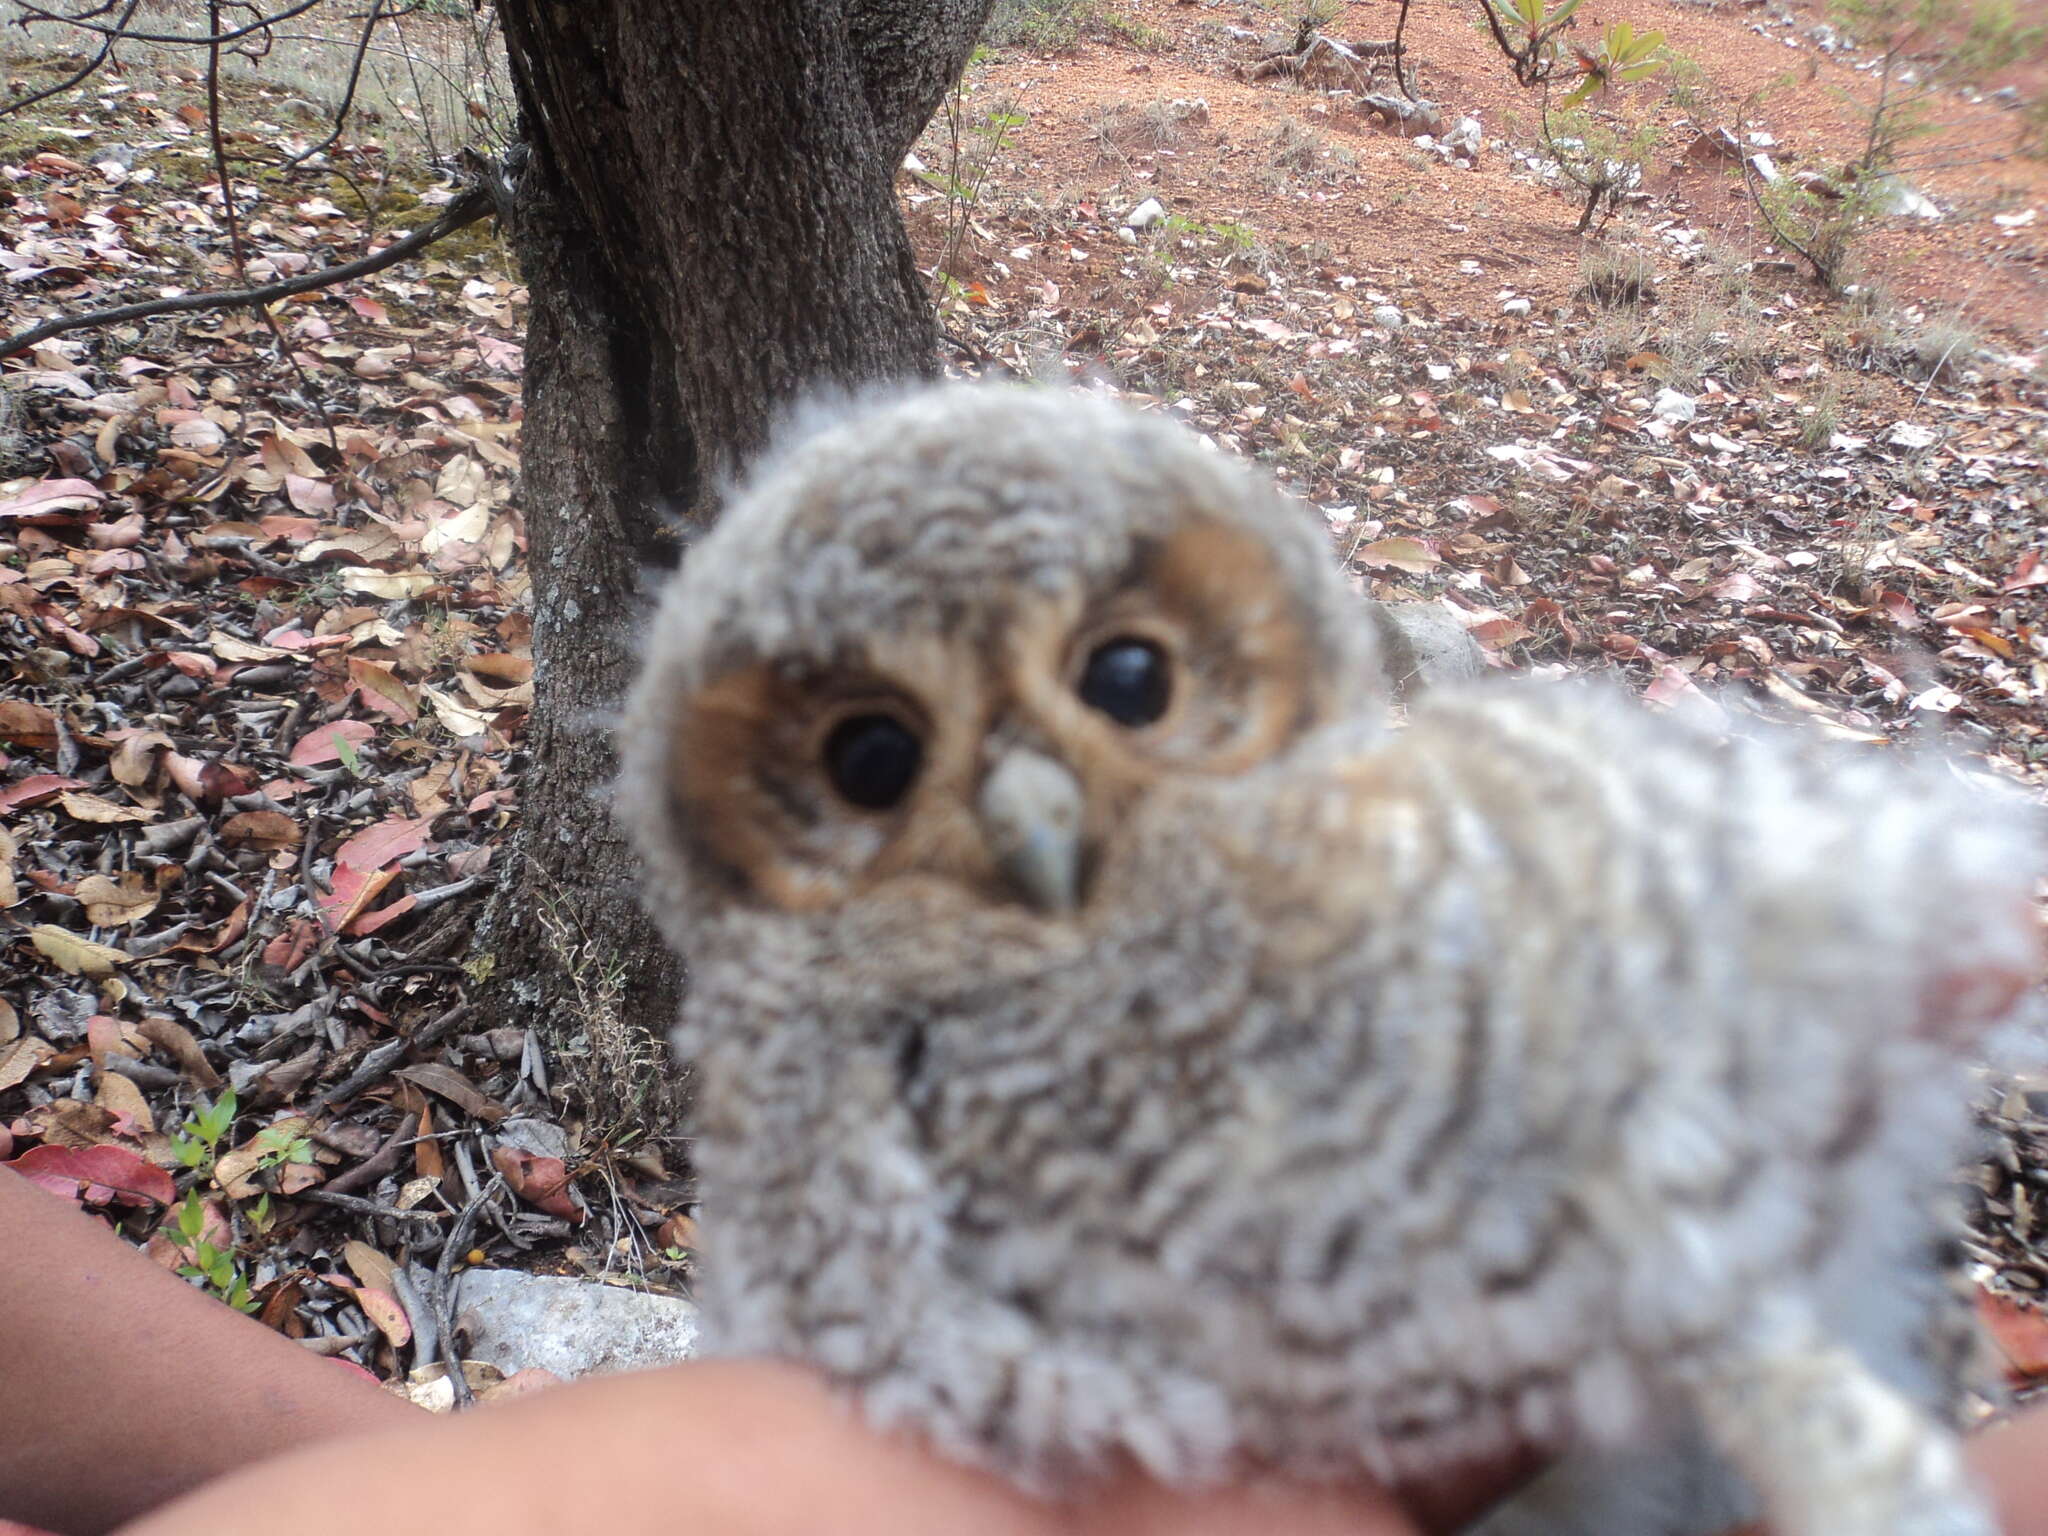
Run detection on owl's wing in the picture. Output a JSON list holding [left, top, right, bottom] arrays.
[[1236, 681, 2039, 1058]]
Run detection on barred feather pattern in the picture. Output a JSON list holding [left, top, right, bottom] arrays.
[[621, 384, 2040, 1536]]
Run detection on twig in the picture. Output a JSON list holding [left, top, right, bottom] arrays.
[[0, 182, 493, 357], [11, 0, 328, 46], [306, 1036, 410, 1113], [1391, 0, 1416, 101], [279, 0, 386, 171], [203, 2, 342, 454], [205, 1, 247, 276], [321, 1114, 412, 1196], [0, 0, 140, 120], [430, 1172, 506, 1409], [410, 1000, 476, 1050], [299, 1187, 448, 1220]]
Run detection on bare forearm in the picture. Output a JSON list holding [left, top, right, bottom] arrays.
[[0, 1169, 418, 1535], [114, 1359, 1417, 1536]]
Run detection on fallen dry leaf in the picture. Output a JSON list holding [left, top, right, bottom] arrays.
[[491, 1144, 583, 1223], [28, 924, 127, 976], [75, 870, 167, 927], [2, 1143, 173, 1206], [289, 719, 376, 767]]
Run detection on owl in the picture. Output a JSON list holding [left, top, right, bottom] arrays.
[[618, 383, 2041, 1536]]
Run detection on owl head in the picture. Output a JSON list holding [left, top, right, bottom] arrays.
[[619, 384, 1383, 975]]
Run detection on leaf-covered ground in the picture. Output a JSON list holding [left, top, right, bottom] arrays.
[[0, 0, 2044, 1410]]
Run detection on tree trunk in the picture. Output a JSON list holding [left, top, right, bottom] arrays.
[[477, 1, 992, 1118]]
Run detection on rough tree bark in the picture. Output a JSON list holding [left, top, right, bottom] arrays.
[[478, 2, 994, 1098]]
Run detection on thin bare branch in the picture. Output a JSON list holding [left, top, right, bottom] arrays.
[[1391, 0, 1417, 101], [0, 0, 139, 120], [10, 0, 327, 46], [277, 0, 386, 170], [0, 182, 494, 358]]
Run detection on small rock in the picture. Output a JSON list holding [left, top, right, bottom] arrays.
[[902, 151, 927, 175], [1686, 126, 1742, 162], [1364, 601, 1485, 698], [1442, 117, 1482, 157], [1650, 388, 1697, 424], [1117, 226, 1137, 245], [1123, 196, 1166, 230], [1868, 174, 1941, 220], [1501, 297, 1532, 317], [1991, 86, 2023, 109], [1748, 152, 1780, 183], [1371, 304, 1405, 329], [456, 1269, 699, 1380]]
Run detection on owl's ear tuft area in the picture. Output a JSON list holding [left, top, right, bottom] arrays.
[[1146, 516, 1316, 770], [664, 664, 841, 912]]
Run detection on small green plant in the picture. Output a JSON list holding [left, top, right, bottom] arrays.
[[1799, 384, 1843, 449], [1661, 50, 1709, 116], [332, 730, 368, 780], [1744, 0, 2042, 290], [1578, 244, 1657, 306], [1557, 20, 1667, 106], [165, 1091, 312, 1312], [250, 1122, 317, 1172], [1291, 0, 1344, 49], [930, 86, 1026, 290], [1479, 0, 1584, 86], [1750, 173, 1871, 292], [1095, 9, 1171, 51], [173, 1189, 258, 1314], [1540, 104, 1662, 232], [1487, 8, 1667, 233], [170, 1089, 238, 1172]]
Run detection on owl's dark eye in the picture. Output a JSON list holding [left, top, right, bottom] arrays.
[[822, 714, 923, 810], [1078, 637, 1171, 727]]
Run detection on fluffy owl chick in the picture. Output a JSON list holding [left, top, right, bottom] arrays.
[[619, 384, 2041, 1536]]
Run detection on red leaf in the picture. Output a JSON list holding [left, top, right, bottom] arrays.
[[2003, 549, 2048, 593], [260, 918, 320, 973], [1978, 1288, 2048, 1381], [0, 774, 85, 812], [349, 894, 416, 937], [491, 1146, 583, 1224], [3, 1143, 175, 1207], [284, 474, 336, 515], [289, 720, 375, 767], [0, 478, 104, 519], [335, 815, 432, 872], [316, 862, 397, 933]]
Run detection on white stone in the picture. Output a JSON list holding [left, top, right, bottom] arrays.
[[1372, 304, 1405, 329], [455, 1269, 699, 1380], [1501, 297, 1533, 317], [1869, 175, 1940, 220], [1123, 197, 1166, 230], [1651, 388, 1697, 424]]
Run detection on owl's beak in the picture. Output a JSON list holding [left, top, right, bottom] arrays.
[[978, 747, 1084, 914]]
